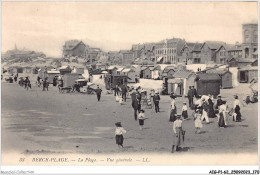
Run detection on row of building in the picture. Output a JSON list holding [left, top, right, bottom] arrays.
[[62, 23, 258, 66]]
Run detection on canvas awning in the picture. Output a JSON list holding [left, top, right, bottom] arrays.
[[157, 57, 163, 62]]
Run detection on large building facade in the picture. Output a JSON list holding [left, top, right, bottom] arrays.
[[154, 38, 186, 64], [242, 23, 258, 59], [62, 40, 88, 58]]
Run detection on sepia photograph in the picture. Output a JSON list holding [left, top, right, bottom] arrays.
[[1, 1, 259, 173]]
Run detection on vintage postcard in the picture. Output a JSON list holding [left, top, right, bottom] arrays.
[[1, 1, 259, 173]]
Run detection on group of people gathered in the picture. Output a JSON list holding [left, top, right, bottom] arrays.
[[113, 84, 243, 153]]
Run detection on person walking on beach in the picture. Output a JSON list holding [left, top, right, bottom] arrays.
[[216, 95, 222, 110], [114, 85, 119, 96], [153, 91, 160, 113], [169, 94, 177, 122], [201, 98, 210, 124], [95, 85, 102, 102], [187, 86, 194, 108], [218, 101, 228, 127], [121, 84, 128, 102], [132, 95, 139, 121], [181, 102, 188, 120], [172, 114, 185, 153], [115, 122, 126, 148], [233, 95, 241, 122], [138, 109, 147, 130], [207, 95, 216, 118], [194, 109, 203, 134]]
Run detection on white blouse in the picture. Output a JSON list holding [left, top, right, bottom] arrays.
[[115, 127, 126, 135]]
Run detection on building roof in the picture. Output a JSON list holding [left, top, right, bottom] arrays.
[[117, 67, 125, 72], [141, 66, 150, 71], [59, 65, 71, 70], [63, 40, 85, 51], [206, 69, 231, 75], [47, 70, 60, 74], [108, 65, 118, 70], [163, 66, 176, 73], [216, 44, 243, 52], [122, 68, 134, 73], [172, 70, 194, 79], [236, 58, 256, 63], [120, 50, 133, 54], [143, 43, 156, 51], [239, 66, 258, 71], [202, 41, 226, 50], [192, 43, 203, 52], [196, 73, 221, 81]]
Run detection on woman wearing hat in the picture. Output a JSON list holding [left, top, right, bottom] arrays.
[[115, 122, 126, 148], [194, 109, 203, 134], [207, 95, 216, 118], [218, 101, 227, 127], [169, 94, 177, 122], [172, 114, 185, 153], [233, 95, 241, 122], [181, 102, 188, 120]]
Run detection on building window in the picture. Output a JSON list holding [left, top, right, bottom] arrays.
[[245, 48, 249, 58], [194, 58, 201, 63]]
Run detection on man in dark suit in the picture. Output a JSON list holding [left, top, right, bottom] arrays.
[[121, 84, 128, 102], [192, 86, 197, 98], [95, 85, 102, 102], [187, 86, 193, 107]]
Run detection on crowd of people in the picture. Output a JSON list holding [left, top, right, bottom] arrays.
[[5, 72, 244, 153], [112, 84, 243, 153]]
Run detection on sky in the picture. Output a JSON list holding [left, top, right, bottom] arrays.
[[2, 1, 258, 57]]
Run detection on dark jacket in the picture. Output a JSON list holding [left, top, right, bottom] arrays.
[[96, 88, 102, 95], [153, 94, 160, 102]]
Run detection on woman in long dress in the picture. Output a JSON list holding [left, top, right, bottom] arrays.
[[169, 95, 177, 122], [194, 109, 203, 134], [233, 95, 241, 122], [207, 95, 216, 118], [218, 101, 226, 128]]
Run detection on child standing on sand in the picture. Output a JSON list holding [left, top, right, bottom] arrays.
[[115, 122, 126, 148], [182, 102, 188, 120], [194, 109, 203, 134], [138, 109, 146, 130]]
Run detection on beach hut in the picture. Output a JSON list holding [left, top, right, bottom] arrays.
[[63, 73, 79, 87], [72, 67, 84, 75], [195, 73, 221, 97], [167, 79, 184, 96], [151, 65, 161, 80], [162, 66, 176, 78], [122, 68, 135, 83], [171, 70, 196, 96], [140, 67, 152, 79], [116, 67, 125, 75], [47, 70, 60, 84], [206, 69, 233, 88], [107, 65, 118, 75], [238, 66, 258, 83], [105, 75, 129, 90]]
